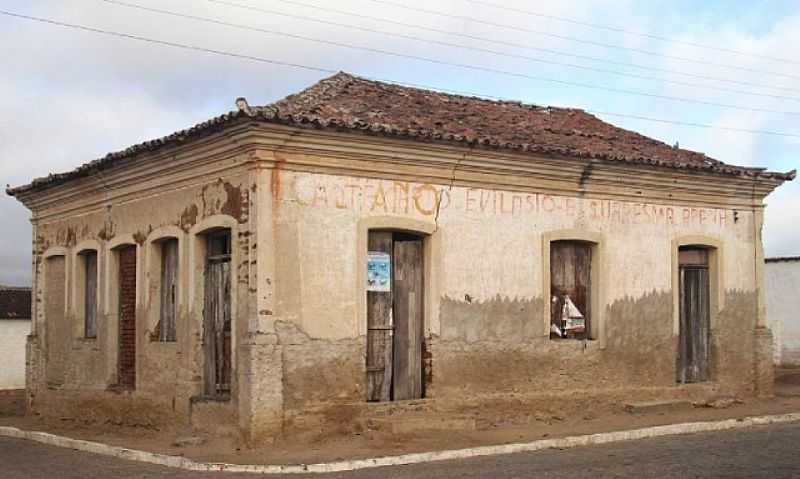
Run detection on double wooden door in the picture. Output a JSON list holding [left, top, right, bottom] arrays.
[[366, 232, 424, 402]]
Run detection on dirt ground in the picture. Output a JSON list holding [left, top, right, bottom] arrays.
[[2, 372, 800, 466]]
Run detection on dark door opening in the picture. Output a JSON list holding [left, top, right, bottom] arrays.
[[366, 231, 424, 401], [678, 247, 711, 383], [203, 230, 232, 397], [118, 245, 137, 390]]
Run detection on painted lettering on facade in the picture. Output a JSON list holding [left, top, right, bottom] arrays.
[[289, 175, 728, 228]]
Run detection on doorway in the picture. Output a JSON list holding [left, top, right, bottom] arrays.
[[366, 231, 425, 401], [203, 230, 232, 398], [117, 245, 137, 390], [677, 246, 711, 383]]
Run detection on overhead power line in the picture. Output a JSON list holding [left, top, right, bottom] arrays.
[[98, 0, 800, 117], [462, 0, 800, 66], [366, 0, 800, 82], [1, 9, 799, 139], [0, 10, 334, 74], [267, 0, 800, 95], [202, 0, 800, 103]]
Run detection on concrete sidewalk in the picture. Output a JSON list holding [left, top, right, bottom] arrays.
[[2, 371, 799, 472], [2, 412, 800, 474]]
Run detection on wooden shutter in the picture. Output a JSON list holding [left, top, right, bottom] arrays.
[[84, 251, 98, 338], [159, 240, 178, 342], [366, 232, 393, 402], [392, 239, 424, 400], [203, 258, 231, 396]]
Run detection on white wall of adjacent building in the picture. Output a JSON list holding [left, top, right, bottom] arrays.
[[766, 259, 800, 367], [0, 320, 30, 389]]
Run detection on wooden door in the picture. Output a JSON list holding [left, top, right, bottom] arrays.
[[366, 232, 393, 401], [118, 246, 137, 389], [45, 256, 67, 386], [392, 239, 424, 400], [678, 265, 710, 383], [159, 239, 178, 342], [203, 259, 231, 396], [550, 241, 591, 339]]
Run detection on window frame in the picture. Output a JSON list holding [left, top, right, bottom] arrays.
[[541, 230, 605, 345]]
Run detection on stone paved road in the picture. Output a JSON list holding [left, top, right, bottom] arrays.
[[2, 423, 799, 478]]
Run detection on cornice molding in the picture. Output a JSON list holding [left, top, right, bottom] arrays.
[[19, 123, 781, 222]]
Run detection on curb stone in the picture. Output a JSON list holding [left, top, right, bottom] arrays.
[[2, 413, 800, 474]]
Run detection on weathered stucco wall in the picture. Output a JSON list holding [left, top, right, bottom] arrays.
[[766, 260, 800, 366], [28, 164, 255, 433], [0, 320, 30, 389], [21, 126, 776, 443], [265, 167, 764, 433]]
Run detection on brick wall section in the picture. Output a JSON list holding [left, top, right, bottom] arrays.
[[118, 246, 137, 389]]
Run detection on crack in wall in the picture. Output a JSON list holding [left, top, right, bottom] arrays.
[[433, 150, 468, 232]]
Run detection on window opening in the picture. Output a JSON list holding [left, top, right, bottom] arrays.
[[158, 239, 178, 342], [550, 241, 592, 340], [81, 250, 98, 339]]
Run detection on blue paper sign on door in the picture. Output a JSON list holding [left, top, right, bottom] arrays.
[[367, 252, 391, 292]]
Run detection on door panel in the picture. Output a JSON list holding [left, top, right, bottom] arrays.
[[366, 232, 394, 402], [392, 239, 424, 401], [678, 266, 710, 383], [203, 260, 231, 396]]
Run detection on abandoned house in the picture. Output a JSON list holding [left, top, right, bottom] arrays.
[[7, 73, 795, 444]]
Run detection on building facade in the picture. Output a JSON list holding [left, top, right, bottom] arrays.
[[0, 286, 32, 390], [7, 73, 793, 444], [766, 257, 800, 366]]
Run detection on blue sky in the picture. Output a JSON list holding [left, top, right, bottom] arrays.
[[1, 0, 798, 285]]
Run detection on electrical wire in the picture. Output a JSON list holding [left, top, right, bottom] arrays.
[[264, 0, 800, 95], [2, 8, 799, 139], [366, 0, 800, 82], [199, 0, 800, 103], [461, 0, 800, 66], [96, 0, 800, 116]]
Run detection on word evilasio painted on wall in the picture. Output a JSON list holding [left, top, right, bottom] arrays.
[[288, 175, 729, 228]]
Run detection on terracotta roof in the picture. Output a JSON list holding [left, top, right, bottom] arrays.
[[7, 72, 795, 197], [0, 287, 31, 320]]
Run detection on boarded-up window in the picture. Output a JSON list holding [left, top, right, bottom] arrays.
[[158, 239, 178, 342], [117, 245, 137, 389], [45, 256, 67, 386], [82, 250, 98, 339], [203, 230, 232, 397], [550, 241, 591, 340]]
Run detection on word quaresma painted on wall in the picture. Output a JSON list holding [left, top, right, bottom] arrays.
[[288, 174, 729, 228]]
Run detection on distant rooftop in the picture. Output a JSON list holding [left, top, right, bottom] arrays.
[[0, 286, 31, 320], [766, 257, 800, 263]]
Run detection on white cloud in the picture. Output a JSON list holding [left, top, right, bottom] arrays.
[[0, 0, 798, 284]]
